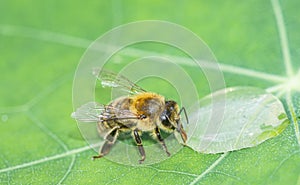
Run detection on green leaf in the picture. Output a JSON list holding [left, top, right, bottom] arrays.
[[1, 0, 300, 185]]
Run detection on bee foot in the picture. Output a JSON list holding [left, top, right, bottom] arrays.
[[92, 155, 103, 160], [138, 158, 145, 164]]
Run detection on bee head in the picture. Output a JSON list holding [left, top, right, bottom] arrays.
[[160, 100, 187, 144]]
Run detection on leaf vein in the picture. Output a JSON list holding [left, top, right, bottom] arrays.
[[189, 153, 229, 185], [286, 92, 300, 146], [211, 170, 250, 185], [268, 150, 300, 181], [271, 0, 294, 77], [0, 144, 100, 174], [103, 168, 137, 185], [144, 166, 198, 177], [0, 24, 286, 83], [0, 74, 71, 113], [26, 112, 76, 184]]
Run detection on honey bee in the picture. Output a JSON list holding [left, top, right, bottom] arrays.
[[72, 70, 188, 163]]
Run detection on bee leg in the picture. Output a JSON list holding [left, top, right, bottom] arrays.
[[133, 129, 146, 164], [92, 127, 119, 160], [177, 124, 187, 144], [154, 127, 171, 156]]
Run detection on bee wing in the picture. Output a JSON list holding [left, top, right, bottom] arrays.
[[72, 101, 140, 122], [93, 68, 146, 94], [71, 102, 104, 122]]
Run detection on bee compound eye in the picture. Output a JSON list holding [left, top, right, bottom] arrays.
[[160, 115, 166, 121]]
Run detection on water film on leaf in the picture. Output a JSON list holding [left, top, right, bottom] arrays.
[[185, 86, 289, 154]]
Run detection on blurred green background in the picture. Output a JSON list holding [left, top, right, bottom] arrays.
[[0, 0, 300, 184]]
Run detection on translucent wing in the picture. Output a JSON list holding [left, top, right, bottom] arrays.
[[71, 102, 103, 122], [93, 68, 146, 94], [71, 101, 140, 122]]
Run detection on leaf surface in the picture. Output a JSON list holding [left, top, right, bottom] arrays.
[[0, 0, 300, 184]]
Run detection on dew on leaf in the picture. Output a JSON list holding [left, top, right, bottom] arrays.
[[185, 86, 289, 154]]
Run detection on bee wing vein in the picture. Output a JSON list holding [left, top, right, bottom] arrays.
[[72, 101, 140, 122], [93, 69, 146, 94]]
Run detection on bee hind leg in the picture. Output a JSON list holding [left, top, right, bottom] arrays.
[[154, 127, 170, 156], [93, 127, 119, 160], [133, 129, 146, 164]]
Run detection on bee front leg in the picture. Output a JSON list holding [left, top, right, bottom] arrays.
[[133, 129, 146, 164], [93, 127, 119, 160], [154, 127, 171, 156]]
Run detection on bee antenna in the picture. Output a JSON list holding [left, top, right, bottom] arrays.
[[178, 107, 189, 125]]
